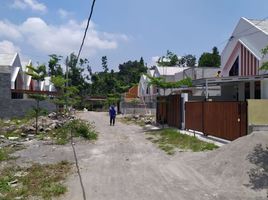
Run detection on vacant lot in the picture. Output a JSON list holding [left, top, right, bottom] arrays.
[[59, 112, 267, 200]]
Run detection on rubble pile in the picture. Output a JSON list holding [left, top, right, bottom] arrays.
[[0, 112, 76, 141], [122, 114, 155, 126]]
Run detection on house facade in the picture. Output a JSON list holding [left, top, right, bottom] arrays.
[[0, 53, 56, 118], [220, 17, 268, 100]]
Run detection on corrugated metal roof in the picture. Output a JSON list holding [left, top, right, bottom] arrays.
[[0, 53, 16, 66], [248, 19, 268, 35]]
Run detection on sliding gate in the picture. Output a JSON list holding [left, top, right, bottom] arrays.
[[185, 101, 247, 141], [157, 95, 182, 129]]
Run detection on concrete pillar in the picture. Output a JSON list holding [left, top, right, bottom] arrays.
[[238, 82, 245, 101], [261, 78, 268, 99], [250, 81, 255, 99], [181, 93, 188, 130]]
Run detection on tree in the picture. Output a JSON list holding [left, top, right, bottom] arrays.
[[198, 46, 221, 67], [26, 64, 47, 135], [260, 46, 268, 70], [147, 75, 192, 96], [51, 76, 79, 113], [48, 54, 63, 76], [101, 56, 108, 73], [157, 50, 179, 66], [184, 54, 196, 67], [139, 57, 145, 66]]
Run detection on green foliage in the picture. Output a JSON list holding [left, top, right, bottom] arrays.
[[147, 75, 192, 89], [260, 46, 268, 70], [147, 129, 218, 154], [0, 161, 71, 200], [0, 145, 25, 161], [48, 54, 63, 76], [53, 120, 97, 145], [26, 64, 48, 134], [183, 54, 196, 67], [106, 94, 120, 106], [198, 46, 221, 67], [90, 57, 147, 97], [157, 50, 179, 66], [51, 76, 79, 112], [102, 56, 108, 73], [26, 64, 47, 82]]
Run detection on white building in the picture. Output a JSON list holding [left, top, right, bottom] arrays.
[[220, 17, 268, 99]]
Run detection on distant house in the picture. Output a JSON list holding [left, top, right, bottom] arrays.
[[138, 69, 156, 104], [0, 53, 56, 118], [124, 85, 139, 101]]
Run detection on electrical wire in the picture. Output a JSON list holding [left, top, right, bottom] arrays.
[[69, 1, 97, 200], [77, 0, 97, 63]]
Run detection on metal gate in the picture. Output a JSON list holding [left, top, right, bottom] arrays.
[[157, 95, 182, 129], [185, 101, 247, 141]]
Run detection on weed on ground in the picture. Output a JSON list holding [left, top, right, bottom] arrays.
[[0, 161, 71, 200], [50, 119, 98, 145], [0, 144, 25, 161], [147, 128, 218, 155]]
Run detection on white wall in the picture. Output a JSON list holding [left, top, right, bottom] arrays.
[[261, 78, 268, 99]]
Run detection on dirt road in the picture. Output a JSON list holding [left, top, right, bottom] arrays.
[[59, 112, 264, 200]]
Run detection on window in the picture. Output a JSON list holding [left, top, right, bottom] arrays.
[[229, 57, 239, 76]]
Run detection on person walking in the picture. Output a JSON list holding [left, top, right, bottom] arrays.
[[109, 105, 116, 126]]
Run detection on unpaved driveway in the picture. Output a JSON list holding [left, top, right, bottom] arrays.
[[59, 112, 264, 200]]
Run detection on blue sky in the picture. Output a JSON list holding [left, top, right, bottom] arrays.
[[0, 0, 268, 72]]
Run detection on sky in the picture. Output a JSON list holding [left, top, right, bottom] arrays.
[[0, 0, 268, 72]]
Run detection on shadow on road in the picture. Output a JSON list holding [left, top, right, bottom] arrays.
[[246, 144, 268, 190]]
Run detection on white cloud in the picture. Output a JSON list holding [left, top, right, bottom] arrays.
[[0, 21, 22, 39], [0, 40, 21, 54], [58, 9, 73, 19], [12, 0, 47, 12], [0, 17, 128, 58]]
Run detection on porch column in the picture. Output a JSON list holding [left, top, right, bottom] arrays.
[[250, 81, 255, 99], [238, 82, 245, 101], [261, 78, 268, 99]]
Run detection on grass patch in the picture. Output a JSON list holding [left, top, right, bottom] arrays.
[[52, 119, 98, 145], [119, 116, 146, 127], [0, 161, 71, 200], [0, 145, 25, 161], [147, 128, 218, 154]]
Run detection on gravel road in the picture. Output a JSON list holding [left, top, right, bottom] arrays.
[[57, 111, 265, 200]]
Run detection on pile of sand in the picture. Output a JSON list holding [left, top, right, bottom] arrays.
[[195, 131, 268, 191]]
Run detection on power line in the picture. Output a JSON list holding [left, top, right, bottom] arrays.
[[77, 0, 97, 63], [68, 1, 97, 200]]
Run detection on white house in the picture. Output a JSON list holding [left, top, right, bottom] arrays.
[[138, 69, 156, 104], [220, 17, 268, 99]]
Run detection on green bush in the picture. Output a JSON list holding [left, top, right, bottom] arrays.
[[53, 119, 97, 144]]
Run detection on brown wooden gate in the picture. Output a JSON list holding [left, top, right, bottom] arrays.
[[185, 101, 203, 132], [167, 95, 182, 128], [185, 101, 247, 141], [156, 96, 167, 124], [157, 95, 182, 128]]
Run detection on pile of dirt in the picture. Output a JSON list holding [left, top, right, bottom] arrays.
[[195, 131, 268, 191]]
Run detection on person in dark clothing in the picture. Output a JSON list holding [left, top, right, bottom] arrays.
[[109, 105, 116, 126]]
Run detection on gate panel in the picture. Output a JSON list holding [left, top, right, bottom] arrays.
[[167, 95, 182, 128], [156, 96, 167, 124], [185, 102, 203, 132], [185, 101, 247, 141], [203, 102, 240, 140]]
